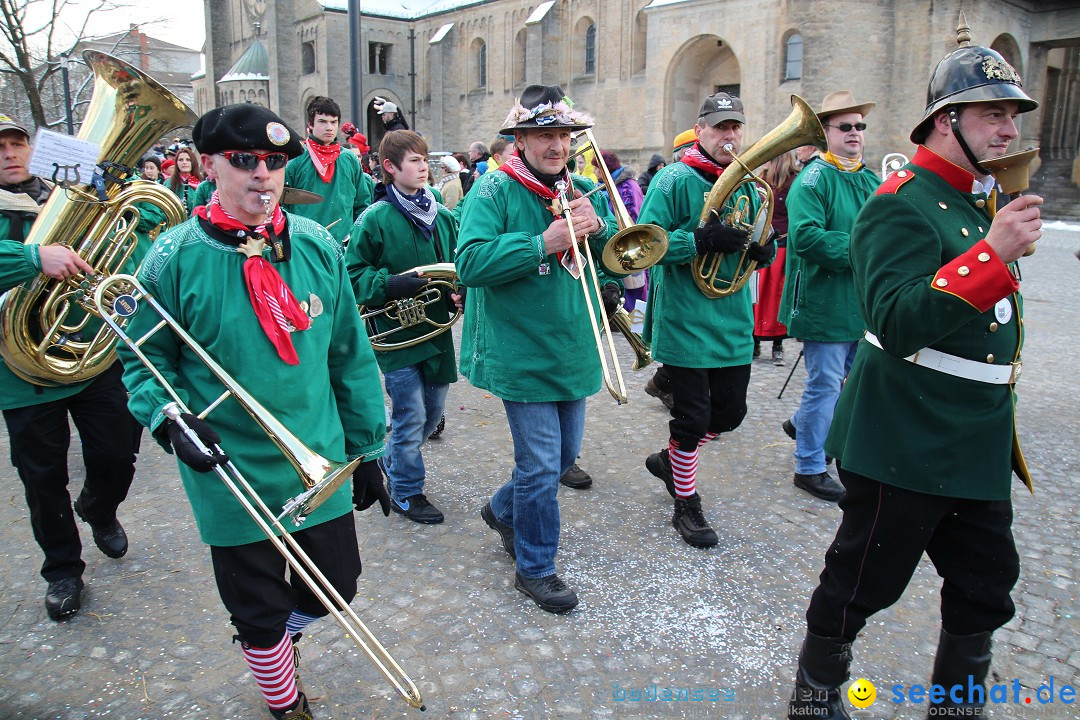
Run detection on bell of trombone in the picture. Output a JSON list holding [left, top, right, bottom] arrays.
[[569, 129, 670, 274]]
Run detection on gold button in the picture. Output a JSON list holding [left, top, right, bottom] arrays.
[[989, 322, 999, 332], [958, 266, 970, 276], [978, 252, 991, 262], [986, 354, 995, 363], [935, 278, 948, 287], [897, 170, 908, 177], [939, 202, 948, 210], [961, 228, 969, 237], [975, 198, 986, 208]]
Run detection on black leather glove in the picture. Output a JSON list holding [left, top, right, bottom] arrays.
[[384, 271, 429, 300], [165, 413, 229, 472], [693, 220, 748, 256], [352, 460, 391, 516], [601, 282, 623, 318], [746, 238, 775, 264]]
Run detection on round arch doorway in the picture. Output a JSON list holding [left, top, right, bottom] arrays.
[[664, 35, 741, 149]]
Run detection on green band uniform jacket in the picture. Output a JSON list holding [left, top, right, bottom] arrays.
[[825, 146, 1026, 500], [284, 148, 374, 246], [346, 197, 459, 384], [778, 157, 881, 342], [456, 171, 619, 403], [118, 213, 387, 546], [637, 162, 762, 368]]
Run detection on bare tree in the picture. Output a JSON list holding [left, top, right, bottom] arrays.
[[0, 0, 132, 129]]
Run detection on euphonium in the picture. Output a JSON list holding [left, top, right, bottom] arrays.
[[0, 50, 196, 386], [358, 262, 461, 351], [691, 95, 827, 298]]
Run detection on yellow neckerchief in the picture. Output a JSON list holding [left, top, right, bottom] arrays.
[[820, 150, 863, 173]]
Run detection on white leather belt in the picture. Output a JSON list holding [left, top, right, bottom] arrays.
[[863, 331, 1021, 384]]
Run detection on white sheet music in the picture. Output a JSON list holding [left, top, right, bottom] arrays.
[[28, 128, 100, 185]]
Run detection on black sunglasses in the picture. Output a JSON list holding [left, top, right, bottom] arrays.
[[220, 151, 290, 171], [825, 122, 867, 132]]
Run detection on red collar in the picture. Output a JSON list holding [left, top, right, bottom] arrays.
[[911, 146, 976, 194]]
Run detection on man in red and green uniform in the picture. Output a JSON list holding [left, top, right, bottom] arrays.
[[283, 96, 374, 247], [787, 26, 1042, 720]]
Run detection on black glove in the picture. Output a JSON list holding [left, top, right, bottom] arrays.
[[384, 271, 429, 300], [693, 220, 748, 256], [601, 282, 623, 318], [166, 413, 229, 472], [447, 284, 466, 311], [352, 460, 391, 516], [746, 238, 775, 264]]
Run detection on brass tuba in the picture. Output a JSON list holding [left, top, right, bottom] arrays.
[[358, 262, 461, 351], [691, 95, 827, 298], [0, 50, 196, 385]]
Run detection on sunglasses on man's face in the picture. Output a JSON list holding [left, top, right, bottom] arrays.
[[220, 151, 290, 171], [825, 122, 867, 133]]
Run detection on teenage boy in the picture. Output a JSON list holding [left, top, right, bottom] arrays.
[[347, 130, 460, 524]]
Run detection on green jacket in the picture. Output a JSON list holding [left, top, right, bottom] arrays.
[[284, 147, 373, 246], [637, 162, 761, 368], [0, 185, 92, 409], [779, 158, 881, 342], [119, 213, 386, 546], [826, 146, 1026, 500], [456, 171, 618, 402], [346, 197, 459, 383], [191, 179, 215, 213]]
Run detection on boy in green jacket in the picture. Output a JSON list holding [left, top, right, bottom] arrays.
[[347, 130, 460, 524]]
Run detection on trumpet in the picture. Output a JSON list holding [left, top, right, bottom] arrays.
[[359, 263, 460, 351], [92, 273, 425, 711], [553, 179, 628, 404]]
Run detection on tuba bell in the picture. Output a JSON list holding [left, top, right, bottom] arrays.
[[0, 50, 196, 386], [358, 262, 461, 351], [691, 95, 827, 298]]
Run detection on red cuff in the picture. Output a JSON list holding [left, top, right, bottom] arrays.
[[930, 239, 1018, 312]]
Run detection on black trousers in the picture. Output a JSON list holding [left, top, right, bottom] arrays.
[[3, 363, 138, 582], [805, 467, 1019, 642], [666, 364, 751, 450], [210, 512, 363, 648]]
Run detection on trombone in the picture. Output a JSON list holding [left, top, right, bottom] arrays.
[[92, 273, 426, 711]]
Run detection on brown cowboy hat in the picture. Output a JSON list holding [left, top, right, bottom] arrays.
[[816, 90, 875, 120]]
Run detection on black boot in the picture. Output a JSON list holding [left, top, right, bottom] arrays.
[[788, 632, 852, 720], [926, 630, 992, 718], [671, 493, 718, 548]]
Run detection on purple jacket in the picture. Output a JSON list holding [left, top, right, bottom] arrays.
[[611, 167, 644, 222]]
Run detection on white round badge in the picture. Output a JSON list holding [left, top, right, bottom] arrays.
[[994, 298, 1013, 324]]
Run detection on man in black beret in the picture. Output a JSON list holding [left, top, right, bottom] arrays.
[[117, 104, 392, 719]]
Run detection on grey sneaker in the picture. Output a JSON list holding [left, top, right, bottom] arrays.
[[480, 503, 516, 560], [515, 572, 578, 613]]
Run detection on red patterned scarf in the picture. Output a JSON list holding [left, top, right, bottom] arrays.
[[680, 143, 727, 178], [497, 150, 570, 201], [194, 192, 309, 365], [305, 138, 341, 183]]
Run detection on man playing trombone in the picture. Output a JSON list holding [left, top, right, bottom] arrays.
[[117, 104, 390, 720], [639, 92, 775, 549], [458, 85, 617, 613]]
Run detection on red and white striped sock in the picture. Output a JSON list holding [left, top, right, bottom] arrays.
[[669, 439, 699, 498], [241, 632, 299, 710], [697, 432, 719, 448]]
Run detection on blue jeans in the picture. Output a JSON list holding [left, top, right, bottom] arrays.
[[382, 365, 449, 501], [791, 340, 857, 475], [489, 398, 586, 579]]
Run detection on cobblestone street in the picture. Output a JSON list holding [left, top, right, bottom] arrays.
[[0, 227, 1077, 720]]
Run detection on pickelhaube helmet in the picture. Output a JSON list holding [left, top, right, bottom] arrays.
[[910, 13, 1037, 144]]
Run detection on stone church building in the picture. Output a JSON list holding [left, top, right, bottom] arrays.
[[197, 0, 1079, 178]]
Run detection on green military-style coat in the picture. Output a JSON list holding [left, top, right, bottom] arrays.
[[825, 146, 1027, 500], [637, 161, 762, 367], [346, 196, 459, 383], [284, 146, 374, 246], [190, 179, 215, 213], [778, 158, 881, 342], [119, 213, 387, 546], [456, 171, 619, 402]]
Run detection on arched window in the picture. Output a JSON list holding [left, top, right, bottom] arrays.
[[239, 89, 247, 103], [514, 28, 527, 86], [584, 24, 596, 75], [301, 41, 316, 75], [631, 11, 647, 76], [473, 39, 487, 89], [784, 33, 803, 81]]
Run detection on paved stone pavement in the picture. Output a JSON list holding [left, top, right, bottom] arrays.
[[0, 227, 1077, 720]]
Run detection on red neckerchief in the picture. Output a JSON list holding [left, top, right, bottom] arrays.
[[305, 138, 341, 183], [194, 192, 309, 365], [680, 143, 726, 178], [179, 173, 200, 190], [498, 150, 577, 270]]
